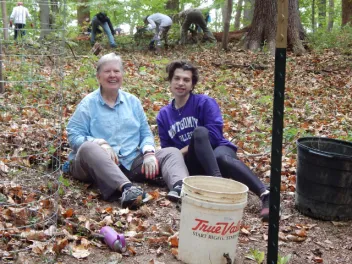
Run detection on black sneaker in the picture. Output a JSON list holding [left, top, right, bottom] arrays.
[[166, 185, 182, 202], [121, 186, 145, 209]]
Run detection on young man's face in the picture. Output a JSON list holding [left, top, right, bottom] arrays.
[[170, 68, 193, 99]]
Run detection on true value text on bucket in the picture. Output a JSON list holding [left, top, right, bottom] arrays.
[[191, 218, 241, 236]]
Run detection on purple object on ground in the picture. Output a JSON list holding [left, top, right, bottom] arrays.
[[100, 226, 127, 253]]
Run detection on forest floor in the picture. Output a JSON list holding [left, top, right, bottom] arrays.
[[0, 41, 352, 264]]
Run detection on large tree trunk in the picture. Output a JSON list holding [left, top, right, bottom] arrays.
[[244, 0, 276, 52], [288, 0, 305, 54], [318, 0, 326, 28], [243, 0, 254, 26], [244, 0, 305, 55], [312, 0, 316, 32], [1, 0, 9, 40], [342, 0, 352, 26], [77, 0, 90, 27], [39, 0, 51, 38], [222, 0, 233, 50], [328, 0, 334, 31], [234, 0, 244, 30]]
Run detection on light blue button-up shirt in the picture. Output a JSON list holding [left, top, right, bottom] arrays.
[[66, 88, 155, 170]]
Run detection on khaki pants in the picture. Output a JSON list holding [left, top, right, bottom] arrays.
[[70, 141, 189, 201]]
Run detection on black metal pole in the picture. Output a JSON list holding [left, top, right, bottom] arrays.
[[267, 1, 288, 264]]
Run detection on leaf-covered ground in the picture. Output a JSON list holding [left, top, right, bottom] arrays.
[[1, 42, 352, 263]]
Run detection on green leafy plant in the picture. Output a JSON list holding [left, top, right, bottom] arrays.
[[246, 248, 265, 264], [277, 254, 292, 264]]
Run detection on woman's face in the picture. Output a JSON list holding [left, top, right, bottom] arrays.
[[170, 68, 193, 99], [96, 61, 123, 92]]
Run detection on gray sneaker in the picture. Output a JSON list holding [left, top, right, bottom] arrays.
[[121, 186, 145, 209], [166, 185, 182, 202]]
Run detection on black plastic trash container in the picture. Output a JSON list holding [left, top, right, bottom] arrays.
[[295, 137, 352, 220]]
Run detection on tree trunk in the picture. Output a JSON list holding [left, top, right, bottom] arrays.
[[77, 0, 90, 27], [39, 0, 51, 38], [244, 0, 305, 55], [221, 2, 227, 26], [1, 0, 9, 40], [243, 0, 254, 25], [318, 0, 326, 28], [312, 0, 316, 32], [244, 0, 276, 53], [222, 0, 233, 50], [327, 0, 334, 31], [234, 0, 244, 30], [288, 0, 305, 54], [342, 0, 352, 26]]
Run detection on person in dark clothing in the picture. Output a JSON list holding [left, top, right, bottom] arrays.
[[156, 60, 270, 221], [90, 12, 117, 48], [178, 8, 216, 44]]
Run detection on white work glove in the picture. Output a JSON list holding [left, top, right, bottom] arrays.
[[141, 152, 159, 179], [146, 24, 154, 31], [92, 138, 119, 165]]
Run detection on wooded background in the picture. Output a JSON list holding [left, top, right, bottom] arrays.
[[1, 0, 351, 54]]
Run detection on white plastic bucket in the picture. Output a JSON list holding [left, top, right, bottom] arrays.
[[178, 176, 248, 264]]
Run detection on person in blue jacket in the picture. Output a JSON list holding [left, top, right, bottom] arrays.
[[65, 53, 189, 209], [156, 60, 270, 221]]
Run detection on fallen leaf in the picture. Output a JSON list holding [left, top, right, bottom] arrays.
[[313, 256, 324, 263], [241, 227, 250, 235], [148, 189, 160, 200], [71, 248, 90, 259], [286, 234, 307, 242], [279, 232, 287, 241], [331, 221, 348, 226], [62, 208, 74, 218], [148, 259, 165, 264], [294, 228, 307, 237], [52, 238, 68, 255], [159, 200, 171, 207], [128, 245, 137, 255], [168, 232, 179, 247], [171, 248, 179, 258], [280, 214, 292, 220]]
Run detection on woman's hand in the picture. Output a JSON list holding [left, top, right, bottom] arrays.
[[142, 152, 159, 179], [93, 138, 119, 165]]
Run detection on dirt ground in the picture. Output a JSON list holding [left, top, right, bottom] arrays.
[[7, 178, 350, 264]]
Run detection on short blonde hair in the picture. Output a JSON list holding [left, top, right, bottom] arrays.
[[96, 53, 123, 73]]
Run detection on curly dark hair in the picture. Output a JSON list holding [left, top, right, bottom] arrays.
[[166, 60, 199, 87]]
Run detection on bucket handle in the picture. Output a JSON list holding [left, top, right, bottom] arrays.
[[309, 149, 334, 158]]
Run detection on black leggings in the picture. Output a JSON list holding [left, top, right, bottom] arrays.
[[185, 127, 266, 197], [185, 127, 222, 177]]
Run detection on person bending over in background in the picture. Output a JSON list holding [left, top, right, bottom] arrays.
[[10, 2, 33, 41], [90, 12, 117, 48], [144, 13, 172, 50], [177, 8, 216, 44], [156, 60, 270, 220], [65, 53, 189, 209]]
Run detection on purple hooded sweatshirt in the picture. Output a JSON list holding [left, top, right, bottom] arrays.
[[157, 93, 237, 151]]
